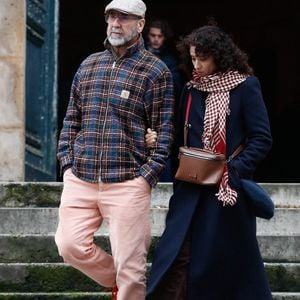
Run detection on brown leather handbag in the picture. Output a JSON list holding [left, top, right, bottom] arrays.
[[175, 146, 226, 185], [175, 93, 242, 185]]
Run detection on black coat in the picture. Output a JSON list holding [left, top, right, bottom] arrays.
[[147, 76, 273, 300], [146, 44, 184, 182]]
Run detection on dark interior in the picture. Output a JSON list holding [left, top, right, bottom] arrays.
[[58, 0, 300, 182]]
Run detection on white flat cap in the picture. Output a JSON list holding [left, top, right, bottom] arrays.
[[105, 0, 146, 17]]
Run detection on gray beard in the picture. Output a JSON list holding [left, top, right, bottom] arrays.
[[108, 36, 127, 47], [108, 29, 138, 47]]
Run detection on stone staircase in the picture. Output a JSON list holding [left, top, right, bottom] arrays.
[[0, 182, 299, 299]]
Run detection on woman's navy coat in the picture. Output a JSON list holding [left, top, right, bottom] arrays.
[[147, 76, 273, 300]]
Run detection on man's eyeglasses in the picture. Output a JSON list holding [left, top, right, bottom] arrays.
[[105, 12, 142, 24]]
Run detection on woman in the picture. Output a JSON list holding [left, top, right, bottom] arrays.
[[146, 25, 273, 299]]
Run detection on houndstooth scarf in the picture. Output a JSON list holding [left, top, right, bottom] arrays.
[[189, 70, 248, 205]]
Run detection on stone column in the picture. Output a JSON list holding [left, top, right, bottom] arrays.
[[0, 0, 26, 181]]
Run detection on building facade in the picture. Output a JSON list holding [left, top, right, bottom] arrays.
[[0, 0, 26, 181]]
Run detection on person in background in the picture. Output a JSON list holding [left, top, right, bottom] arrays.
[[145, 19, 183, 182], [146, 24, 273, 299], [145, 19, 183, 101], [54, 0, 174, 299]]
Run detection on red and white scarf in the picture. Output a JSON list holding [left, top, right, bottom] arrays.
[[189, 70, 248, 205]]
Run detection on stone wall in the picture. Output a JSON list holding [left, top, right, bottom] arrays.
[[0, 0, 26, 181]]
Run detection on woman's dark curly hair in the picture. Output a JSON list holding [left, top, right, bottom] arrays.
[[177, 25, 253, 79]]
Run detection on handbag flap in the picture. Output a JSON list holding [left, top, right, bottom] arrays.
[[179, 147, 226, 161]]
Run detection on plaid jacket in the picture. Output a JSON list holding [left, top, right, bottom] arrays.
[[57, 37, 174, 187]]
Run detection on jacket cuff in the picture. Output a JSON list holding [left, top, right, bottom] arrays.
[[140, 164, 159, 187], [59, 155, 73, 176]]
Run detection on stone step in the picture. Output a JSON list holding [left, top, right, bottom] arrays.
[[0, 234, 299, 263], [257, 235, 300, 262], [0, 182, 62, 208], [266, 263, 300, 292], [273, 294, 300, 300], [256, 208, 300, 236], [0, 235, 154, 264], [0, 207, 166, 236], [0, 207, 299, 236], [0, 293, 109, 299], [0, 292, 299, 300], [1, 182, 300, 208], [0, 263, 299, 293]]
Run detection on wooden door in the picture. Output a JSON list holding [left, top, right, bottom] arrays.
[[25, 0, 58, 180]]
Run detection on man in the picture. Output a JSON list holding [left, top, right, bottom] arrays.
[[146, 19, 182, 99], [145, 19, 183, 181], [54, 0, 174, 299]]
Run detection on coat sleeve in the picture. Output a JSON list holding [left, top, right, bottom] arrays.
[[167, 57, 183, 99], [230, 76, 272, 178]]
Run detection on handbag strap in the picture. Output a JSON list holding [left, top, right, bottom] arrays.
[[226, 144, 244, 162], [183, 92, 244, 161], [183, 93, 193, 147]]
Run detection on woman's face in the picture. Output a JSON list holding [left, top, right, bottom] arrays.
[[190, 46, 217, 77]]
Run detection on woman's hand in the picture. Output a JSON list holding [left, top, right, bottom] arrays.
[[145, 128, 158, 148]]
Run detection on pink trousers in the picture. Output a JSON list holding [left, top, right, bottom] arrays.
[[55, 169, 151, 300]]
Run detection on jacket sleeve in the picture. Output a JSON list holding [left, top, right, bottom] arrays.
[[230, 76, 273, 178], [57, 67, 82, 174], [140, 69, 175, 187]]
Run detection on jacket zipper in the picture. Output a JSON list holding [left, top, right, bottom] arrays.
[[99, 60, 117, 181]]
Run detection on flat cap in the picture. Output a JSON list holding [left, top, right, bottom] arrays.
[[105, 0, 146, 17]]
